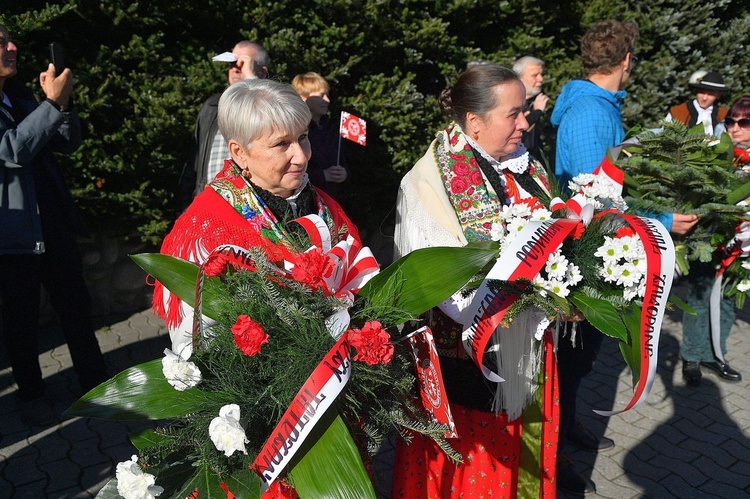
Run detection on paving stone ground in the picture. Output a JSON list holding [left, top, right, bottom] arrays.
[[1, 282, 749, 498]]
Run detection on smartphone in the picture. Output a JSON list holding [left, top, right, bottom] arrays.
[[48, 42, 65, 73]]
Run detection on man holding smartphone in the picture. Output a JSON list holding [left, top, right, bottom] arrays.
[[177, 40, 270, 212], [0, 24, 108, 426]]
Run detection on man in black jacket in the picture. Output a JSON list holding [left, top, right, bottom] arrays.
[[177, 41, 269, 212], [0, 24, 107, 425]]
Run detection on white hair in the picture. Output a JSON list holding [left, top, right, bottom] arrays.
[[218, 79, 311, 148], [513, 56, 545, 77]]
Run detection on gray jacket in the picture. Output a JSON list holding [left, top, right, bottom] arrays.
[[0, 82, 82, 254]]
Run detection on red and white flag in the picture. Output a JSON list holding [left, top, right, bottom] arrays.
[[340, 111, 367, 146]]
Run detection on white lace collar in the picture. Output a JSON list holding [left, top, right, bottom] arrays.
[[463, 131, 529, 174]]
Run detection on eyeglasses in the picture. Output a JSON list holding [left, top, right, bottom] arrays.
[[630, 55, 638, 68], [725, 117, 750, 129], [0, 36, 11, 48]]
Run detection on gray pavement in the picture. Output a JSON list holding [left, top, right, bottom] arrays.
[[1, 283, 750, 498]]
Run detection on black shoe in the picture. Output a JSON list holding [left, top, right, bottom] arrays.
[[682, 360, 702, 386], [20, 396, 56, 426], [567, 419, 614, 451], [701, 361, 742, 381], [557, 455, 596, 496]]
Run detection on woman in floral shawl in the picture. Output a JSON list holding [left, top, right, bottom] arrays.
[[391, 63, 558, 498], [153, 79, 359, 358]]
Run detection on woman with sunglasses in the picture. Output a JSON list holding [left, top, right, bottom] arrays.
[[716, 96, 750, 165], [680, 96, 750, 387]]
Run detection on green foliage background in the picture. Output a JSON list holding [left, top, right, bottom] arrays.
[[3, 0, 749, 246]]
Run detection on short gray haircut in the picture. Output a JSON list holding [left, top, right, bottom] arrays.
[[512, 56, 545, 77], [235, 40, 270, 69], [218, 79, 311, 148]]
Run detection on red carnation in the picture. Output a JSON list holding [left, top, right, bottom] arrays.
[[615, 226, 636, 238], [347, 321, 394, 366], [231, 315, 269, 356], [734, 147, 750, 164], [203, 252, 230, 277], [291, 248, 334, 292]]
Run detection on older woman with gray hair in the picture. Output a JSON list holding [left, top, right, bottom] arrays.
[[154, 79, 360, 351]]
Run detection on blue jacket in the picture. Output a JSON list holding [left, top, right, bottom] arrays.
[[0, 81, 82, 255], [551, 79, 673, 230], [551, 79, 626, 187]]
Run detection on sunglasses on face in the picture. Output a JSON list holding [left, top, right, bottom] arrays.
[[725, 117, 750, 129]]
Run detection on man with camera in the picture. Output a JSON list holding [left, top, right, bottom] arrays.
[[0, 24, 107, 426]]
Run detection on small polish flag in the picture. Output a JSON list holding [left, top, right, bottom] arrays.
[[340, 111, 367, 146]]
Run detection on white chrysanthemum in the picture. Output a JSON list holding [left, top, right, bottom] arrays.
[[623, 284, 640, 301], [161, 347, 202, 391], [599, 263, 619, 283], [565, 263, 583, 286], [618, 235, 641, 260], [569, 174, 596, 190], [209, 404, 249, 457], [116, 455, 164, 499], [505, 217, 528, 238], [616, 262, 642, 287], [531, 207, 553, 221], [490, 221, 507, 242], [594, 237, 620, 264], [545, 251, 569, 280], [737, 280, 750, 292], [630, 256, 648, 272], [741, 261, 750, 271], [546, 278, 570, 298], [532, 274, 548, 297]]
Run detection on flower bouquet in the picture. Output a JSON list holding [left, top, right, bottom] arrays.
[[65, 215, 500, 499], [456, 166, 676, 413]]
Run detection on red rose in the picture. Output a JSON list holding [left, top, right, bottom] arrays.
[[450, 177, 469, 194], [452, 162, 470, 175], [347, 321, 394, 366], [291, 248, 334, 292], [231, 315, 269, 356], [203, 252, 230, 277], [469, 170, 483, 186]]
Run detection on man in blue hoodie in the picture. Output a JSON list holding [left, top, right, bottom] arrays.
[[551, 20, 697, 496]]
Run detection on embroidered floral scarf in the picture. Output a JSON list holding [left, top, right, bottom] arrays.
[[433, 124, 549, 242], [210, 160, 336, 245]]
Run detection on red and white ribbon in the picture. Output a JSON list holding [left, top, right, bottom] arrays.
[[288, 215, 380, 302], [595, 215, 674, 416], [550, 193, 595, 226], [253, 334, 352, 491], [460, 218, 579, 381]]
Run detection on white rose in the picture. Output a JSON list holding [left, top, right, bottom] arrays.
[[209, 404, 249, 457], [161, 347, 202, 391], [116, 455, 164, 499]]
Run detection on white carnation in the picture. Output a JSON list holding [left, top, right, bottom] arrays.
[[161, 347, 202, 391], [209, 404, 249, 457], [116, 455, 163, 499]]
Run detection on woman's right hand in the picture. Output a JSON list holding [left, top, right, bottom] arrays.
[[39, 63, 73, 110]]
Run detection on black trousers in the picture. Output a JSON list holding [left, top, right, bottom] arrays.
[[556, 320, 604, 446], [0, 230, 107, 400]]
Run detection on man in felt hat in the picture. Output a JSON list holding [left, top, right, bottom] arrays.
[[665, 70, 729, 135], [177, 41, 270, 211]]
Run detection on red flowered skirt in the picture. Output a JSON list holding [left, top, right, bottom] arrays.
[[391, 333, 559, 498]]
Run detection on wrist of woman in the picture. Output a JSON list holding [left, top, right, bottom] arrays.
[[45, 97, 61, 111]]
